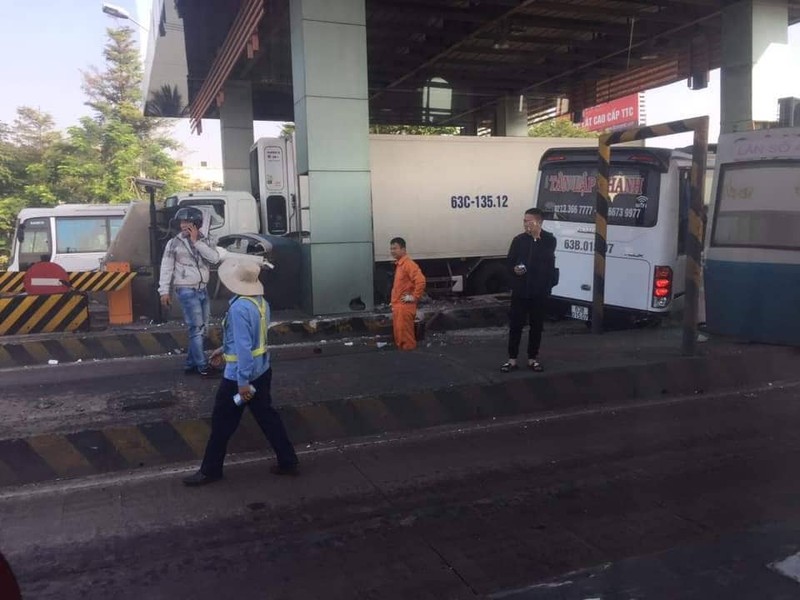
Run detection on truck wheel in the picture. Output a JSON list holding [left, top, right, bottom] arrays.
[[469, 262, 510, 296]]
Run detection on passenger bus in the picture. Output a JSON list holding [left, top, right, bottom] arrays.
[[535, 146, 708, 323], [8, 204, 131, 272], [704, 127, 800, 345]]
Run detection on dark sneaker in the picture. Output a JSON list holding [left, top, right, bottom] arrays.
[[182, 470, 222, 487], [270, 464, 299, 476], [197, 367, 220, 378]]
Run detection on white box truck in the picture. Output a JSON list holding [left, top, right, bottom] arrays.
[[246, 134, 598, 299]]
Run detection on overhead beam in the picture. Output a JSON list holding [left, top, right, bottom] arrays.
[[437, 7, 722, 127], [529, 2, 696, 24], [369, 0, 548, 101]]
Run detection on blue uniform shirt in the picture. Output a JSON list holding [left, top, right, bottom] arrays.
[[222, 295, 271, 386]]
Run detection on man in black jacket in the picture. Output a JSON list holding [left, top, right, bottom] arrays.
[[501, 208, 556, 373]]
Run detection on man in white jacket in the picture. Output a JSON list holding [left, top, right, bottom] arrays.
[[159, 206, 220, 376]]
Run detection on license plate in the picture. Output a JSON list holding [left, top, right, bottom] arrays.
[[570, 305, 589, 321]]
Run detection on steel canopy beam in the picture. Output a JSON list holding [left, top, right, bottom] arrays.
[[188, 0, 264, 133]]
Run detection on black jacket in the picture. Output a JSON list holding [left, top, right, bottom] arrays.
[[506, 230, 557, 299]]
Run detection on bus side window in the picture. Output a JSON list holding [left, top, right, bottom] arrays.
[[678, 169, 691, 255]]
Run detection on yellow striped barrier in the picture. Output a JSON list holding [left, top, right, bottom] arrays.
[[0, 270, 136, 294], [595, 117, 708, 355], [0, 292, 89, 335]]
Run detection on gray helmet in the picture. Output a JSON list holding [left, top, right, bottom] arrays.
[[174, 206, 203, 228]]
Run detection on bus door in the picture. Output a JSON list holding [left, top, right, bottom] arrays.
[[537, 151, 667, 315]]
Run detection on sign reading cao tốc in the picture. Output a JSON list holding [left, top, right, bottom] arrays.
[[581, 94, 643, 133]]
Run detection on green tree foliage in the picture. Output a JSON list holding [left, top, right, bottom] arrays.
[[0, 27, 184, 267], [12, 107, 61, 162], [369, 124, 461, 135], [528, 118, 598, 138], [65, 27, 182, 203], [0, 121, 18, 194], [0, 108, 65, 263]]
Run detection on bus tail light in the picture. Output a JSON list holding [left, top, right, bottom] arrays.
[[627, 154, 659, 165], [652, 266, 673, 308]]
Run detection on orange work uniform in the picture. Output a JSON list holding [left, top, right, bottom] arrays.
[[391, 255, 426, 350]]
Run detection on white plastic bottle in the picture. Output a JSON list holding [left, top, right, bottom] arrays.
[[233, 385, 256, 406]]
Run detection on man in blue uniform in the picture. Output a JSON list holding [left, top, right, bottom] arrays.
[[183, 257, 298, 486]]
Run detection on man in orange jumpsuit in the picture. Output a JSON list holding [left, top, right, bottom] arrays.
[[390, 237, 426, 350]]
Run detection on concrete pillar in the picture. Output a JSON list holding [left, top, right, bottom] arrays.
[[721, 0, 788, 133], [290, 0, 373, 315], [219, 80, 254, 191], [495, 95, 528, 136]]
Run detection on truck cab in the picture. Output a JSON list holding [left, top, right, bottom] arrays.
[[163, 191, 257, 241]]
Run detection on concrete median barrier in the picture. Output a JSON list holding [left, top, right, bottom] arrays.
[[0, 299, 510, 369], [0, 345, 795, 489]]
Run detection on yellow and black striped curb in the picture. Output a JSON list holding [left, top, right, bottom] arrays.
[[0, 271, 136, 294], [0, 292, 89, 336], [0, 329, 195, 367], [0, 303, 510, 368], [0, 348, 795, 489]]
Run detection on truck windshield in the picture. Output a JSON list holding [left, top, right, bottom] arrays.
[[538, 163, 661, 227], [711, 160, 800, 250]]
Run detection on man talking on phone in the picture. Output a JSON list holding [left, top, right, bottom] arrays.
[[159, 206, 220, 376], [501, 208, 557, 373]]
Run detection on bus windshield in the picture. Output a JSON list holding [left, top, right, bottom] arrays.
[[711, 160, 800, 250], [17, 218, 52, 258], [538, 163, 661, 227]]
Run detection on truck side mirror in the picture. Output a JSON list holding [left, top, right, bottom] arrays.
[[16, 224, 24, 242], [209, 213, 224, 230]]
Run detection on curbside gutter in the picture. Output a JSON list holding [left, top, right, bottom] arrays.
[[0, 346, 795, 489]]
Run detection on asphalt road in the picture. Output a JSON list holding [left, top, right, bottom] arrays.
[[4, 380, 800, 599]]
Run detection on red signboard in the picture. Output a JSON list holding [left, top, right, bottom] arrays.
[[581, 94, 642, 132], [23, 262, 71, 295]]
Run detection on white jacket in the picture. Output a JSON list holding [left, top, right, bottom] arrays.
[[158, 233, 220, 295]]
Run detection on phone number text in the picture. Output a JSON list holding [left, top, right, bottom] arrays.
[[554, 205, 642, 219]]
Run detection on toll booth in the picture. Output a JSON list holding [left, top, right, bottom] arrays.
[[704, 127, 800, 346]]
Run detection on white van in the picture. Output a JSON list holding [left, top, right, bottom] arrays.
[[8, 204, 131, 272], [535, 146, 705, 323]]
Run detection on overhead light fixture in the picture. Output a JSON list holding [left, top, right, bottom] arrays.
[[102, 3, 147, 31], [493, 19, 510, 50]]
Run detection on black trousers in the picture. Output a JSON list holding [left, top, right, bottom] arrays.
[[201, 368, 298, 477], [507, 296, 546, 360]]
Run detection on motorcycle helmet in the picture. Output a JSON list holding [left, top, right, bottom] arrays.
[[173, 206, 203, 228]]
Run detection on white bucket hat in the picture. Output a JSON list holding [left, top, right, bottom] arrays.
[[218, 257, 264, 297]]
